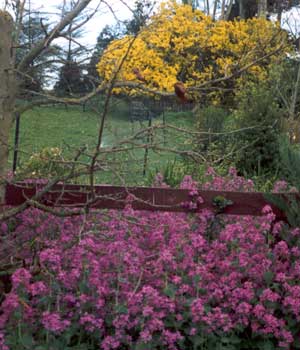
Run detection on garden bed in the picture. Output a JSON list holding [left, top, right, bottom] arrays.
[[1, 171, 300, 350]]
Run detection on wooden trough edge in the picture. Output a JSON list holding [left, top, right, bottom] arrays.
[[3, 182, 292, 221]]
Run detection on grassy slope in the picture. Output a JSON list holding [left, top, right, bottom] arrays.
[[9, 100, 194, 185]]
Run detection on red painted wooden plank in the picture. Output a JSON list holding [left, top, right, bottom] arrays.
[[4, 182, 288, 220]]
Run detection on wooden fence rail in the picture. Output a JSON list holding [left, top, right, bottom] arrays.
[[4, 182, 288, 221]]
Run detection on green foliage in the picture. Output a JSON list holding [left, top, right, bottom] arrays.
[[264, 136, 300, 228], [190, 106, 236, 177], [123, 0, 153, 35], [276, 59, 300, 113], [183, 60, 300, 189], [265, 192, 300, 227], [278, 136, 300, 188], [54, 61, 86, 96], [16, 147, 67, 179], [194, 106, 229, 151], [212, 195, 234, 213], [265, 137, 300, 227], [231, 82, 281, 177], [191, 61, 300, 188], [146, 158, 188, 187]]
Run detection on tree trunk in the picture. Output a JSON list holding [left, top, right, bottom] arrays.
[[277, 10, 282, 24], [257, 0, 267, 18], [239, 0, 246, 19], [205, 0, 210, 15], [212, 0, 218, 20], [0, 11, 15, 204], [221, 0, 226, 19], [224, 0, 234, 21]]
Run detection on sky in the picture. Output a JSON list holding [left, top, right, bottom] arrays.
[[0, 0, 141, 49], [1, 0, 299, 48], [40, 0, 138, 47]]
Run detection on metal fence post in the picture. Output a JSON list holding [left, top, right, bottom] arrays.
[[12, 112, 21, 173]]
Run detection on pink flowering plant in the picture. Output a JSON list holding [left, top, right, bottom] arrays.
[[0, 169, 300, 349]]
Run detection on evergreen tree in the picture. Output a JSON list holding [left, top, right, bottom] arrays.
[[85, 19, 131, 92], [124, 0, 153, 35], [85, 24, 122, 89], [17, 14, 59, 96], [54, 60, 84, 96], [54, 1, 87, 96]]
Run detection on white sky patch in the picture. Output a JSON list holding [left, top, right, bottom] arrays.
[[0, 0, 139, 47], [281, 5, 300, 39]]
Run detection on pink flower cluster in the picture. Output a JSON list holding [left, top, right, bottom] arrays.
[[202, 167, 255, 191], [0, 169, 300, 349], [42, 311, 70, 333]]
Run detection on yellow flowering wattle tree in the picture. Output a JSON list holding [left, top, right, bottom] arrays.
[[96, 1, 291, 102]]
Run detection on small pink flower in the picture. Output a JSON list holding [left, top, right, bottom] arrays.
[[142, 306, 154, 317], [262, 205, 272, 214], [260, 289, 280, 303], [172, 276, 182, 285], [0, 223, 8, 233], [42, 311, 70, 333], [273, 180, 288, 193], [253, 304, 266, 319], [205, 167, 216, 176], [228, 167, 238, 177], [11, 268, 31, 289], [0, 332, 9, 350], [29, 281, 47, 296], [291, 228, 300, 236], [280, 329, 293, 344], [190, 327, 197, 336], [274, 241, 290, 259], [140, 329, 152, 342], [102, 336, 120, 350]]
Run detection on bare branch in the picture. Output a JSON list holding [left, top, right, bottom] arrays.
[[17, 0, 94, 72], [64, 0, 102, 34]]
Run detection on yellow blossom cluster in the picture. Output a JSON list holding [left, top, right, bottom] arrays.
[[96, 0, 291, 99]]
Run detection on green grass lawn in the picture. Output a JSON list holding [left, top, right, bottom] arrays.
[[9, 99, 195, 185]]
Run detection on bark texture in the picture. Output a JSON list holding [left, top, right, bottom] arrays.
[[0, 11, 15, 204]]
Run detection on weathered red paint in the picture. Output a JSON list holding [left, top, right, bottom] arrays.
[[4, 182, 288, 220]]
